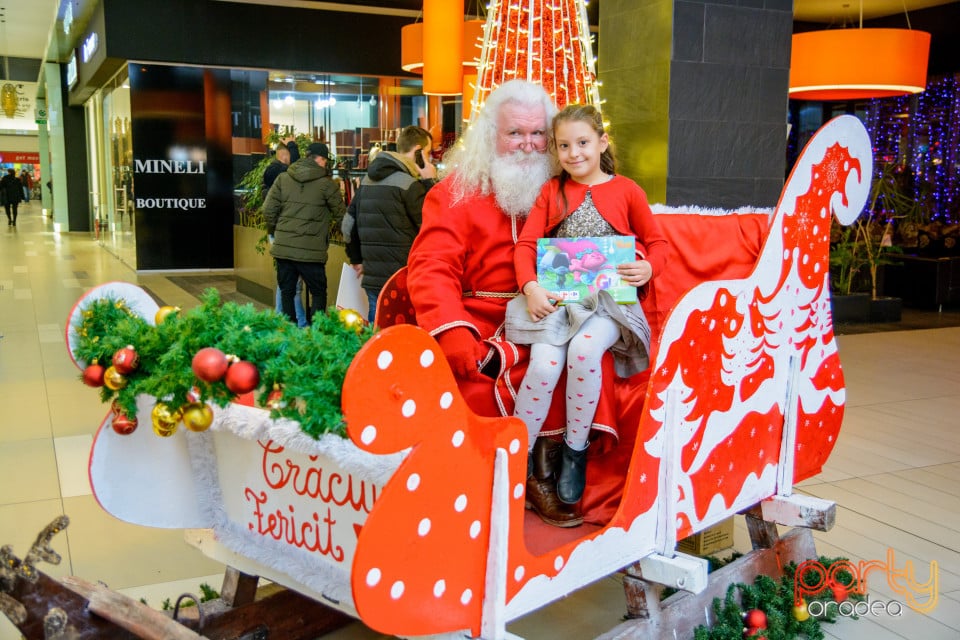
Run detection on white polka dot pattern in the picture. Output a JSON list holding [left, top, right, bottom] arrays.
[[406, 473, 421, 491], [418, 518, 431, 536], [419, 349, 435, 367]]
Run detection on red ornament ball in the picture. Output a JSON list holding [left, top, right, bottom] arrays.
[[266, 385, 285, 410], [112, 345, 140, 375], [192, 347, 229, 382], [82, 363, 106, 387], [225, 361, 260, 394], [744, 609, 767, 629], [111, 413, 138, 435]]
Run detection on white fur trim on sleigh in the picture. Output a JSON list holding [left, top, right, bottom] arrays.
[[209, 401, 405, 487], [650, 204, 774, 217]]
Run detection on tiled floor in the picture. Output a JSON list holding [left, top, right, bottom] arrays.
[[1, 204, 958, 639]]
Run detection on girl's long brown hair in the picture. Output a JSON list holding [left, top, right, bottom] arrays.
[[551, 104, 617, 225]]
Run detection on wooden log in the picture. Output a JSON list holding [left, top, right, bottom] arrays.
[[7, 564, 354, 640], [743, 505, 779, 550], [194, 585, 355, 640], [218, 568, 258, 608], [596, 527, 818, 640], [61, 576, 208, 640], [621, 573, 662, 620], [9, 571, 136, 640], [760, 494, 836, 531]]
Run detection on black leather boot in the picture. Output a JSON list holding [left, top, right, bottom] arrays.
[[557, 441, 588, 504], [525, 438, 583, 527]]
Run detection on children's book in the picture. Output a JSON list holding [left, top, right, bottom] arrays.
[[536, 235, 637, 304]]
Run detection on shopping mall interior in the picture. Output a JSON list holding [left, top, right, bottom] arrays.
[[2, 1, 960, 639]]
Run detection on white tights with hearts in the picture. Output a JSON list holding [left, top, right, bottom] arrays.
[[514, 314, 621, 452]]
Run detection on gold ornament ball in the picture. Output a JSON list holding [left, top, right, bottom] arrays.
[[792, 601, 810, 622], [155, 305, 181, 324], [103, 365, 128, 390], [152, 421, 178, 438], [151, 402, 182, 430], [337, 308, 366, 332], [181, 402, 214, 432]]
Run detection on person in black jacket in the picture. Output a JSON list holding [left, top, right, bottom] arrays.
[[263, 138, 300, 191], [343, 126, 437, 322], [2, 168, 23, 226]]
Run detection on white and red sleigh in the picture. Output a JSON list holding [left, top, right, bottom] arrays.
[[58, 116, 870, 639]]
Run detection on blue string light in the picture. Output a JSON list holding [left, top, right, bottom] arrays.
[[864, 73, 959, 225]]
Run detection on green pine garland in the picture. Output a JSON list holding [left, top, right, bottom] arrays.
[[74, 289, 373, 438], [693, 556, 864, 640]]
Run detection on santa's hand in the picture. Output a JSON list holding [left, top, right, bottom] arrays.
[[618, 259, 653, 287], [436, 327, 486, 379]]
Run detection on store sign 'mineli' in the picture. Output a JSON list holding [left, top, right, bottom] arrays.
[[81, 33, 99, 63]]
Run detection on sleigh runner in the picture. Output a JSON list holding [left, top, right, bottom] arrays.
[[0, 116, 870, 639]]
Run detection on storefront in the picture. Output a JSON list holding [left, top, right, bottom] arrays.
[[48, 0, 442, 273]]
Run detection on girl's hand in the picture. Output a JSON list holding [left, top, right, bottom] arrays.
[[618, 260, 653, 287], [523, 282, 559, 321]]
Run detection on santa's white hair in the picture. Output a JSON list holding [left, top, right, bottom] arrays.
[[443, 79, 559, 212]]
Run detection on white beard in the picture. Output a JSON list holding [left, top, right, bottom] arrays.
[[489, 151, 553, 217]]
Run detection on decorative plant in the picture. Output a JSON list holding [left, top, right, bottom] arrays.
[[829, 222, 868, 297], [829, 162, 911, 299], [236, 129, 312, 234], [236, 129, 345, 253]]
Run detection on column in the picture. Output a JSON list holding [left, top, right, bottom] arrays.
[[599, 0, 793, 208]]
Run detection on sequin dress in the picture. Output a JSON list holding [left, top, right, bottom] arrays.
[[505, 188, 652, 377]]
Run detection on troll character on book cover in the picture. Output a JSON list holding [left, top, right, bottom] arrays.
[[537, 235, 636, 304]]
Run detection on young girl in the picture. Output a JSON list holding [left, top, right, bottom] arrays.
[[506, 104, 669, 509]]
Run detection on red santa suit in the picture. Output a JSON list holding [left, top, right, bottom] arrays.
[[407, 176, 651, 524]]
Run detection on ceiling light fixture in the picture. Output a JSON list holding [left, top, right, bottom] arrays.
[[400, 6, 484, 96], [788, 1, 931, 101]]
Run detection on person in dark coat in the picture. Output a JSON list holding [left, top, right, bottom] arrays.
[[262, 138, 300, 191], [20, 169, 33, 202], [343, 126, 437, 322], [2, 168, 24, 226], [263, 143, 346, 323], [262, 138, 307, 326]]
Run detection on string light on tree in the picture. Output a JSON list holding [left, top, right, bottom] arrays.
[[470, 0, 601, 121]]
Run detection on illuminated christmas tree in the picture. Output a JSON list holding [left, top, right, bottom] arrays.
[[470, 0, 601, 120]]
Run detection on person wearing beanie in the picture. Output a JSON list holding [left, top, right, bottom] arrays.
[[263, 142, 345, 323], [262, 138, 307, 327]]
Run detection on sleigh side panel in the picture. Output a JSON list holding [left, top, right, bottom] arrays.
[[617, 115, 871, 543]]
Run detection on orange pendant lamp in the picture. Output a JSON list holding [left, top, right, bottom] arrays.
[[401, 8, 484, 92], [789, 27, 931, 101], [423, 0, 463, 95], [401, 23, 424, 74]]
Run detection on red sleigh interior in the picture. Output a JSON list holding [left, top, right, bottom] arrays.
[[375, 208, 773, 544]]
